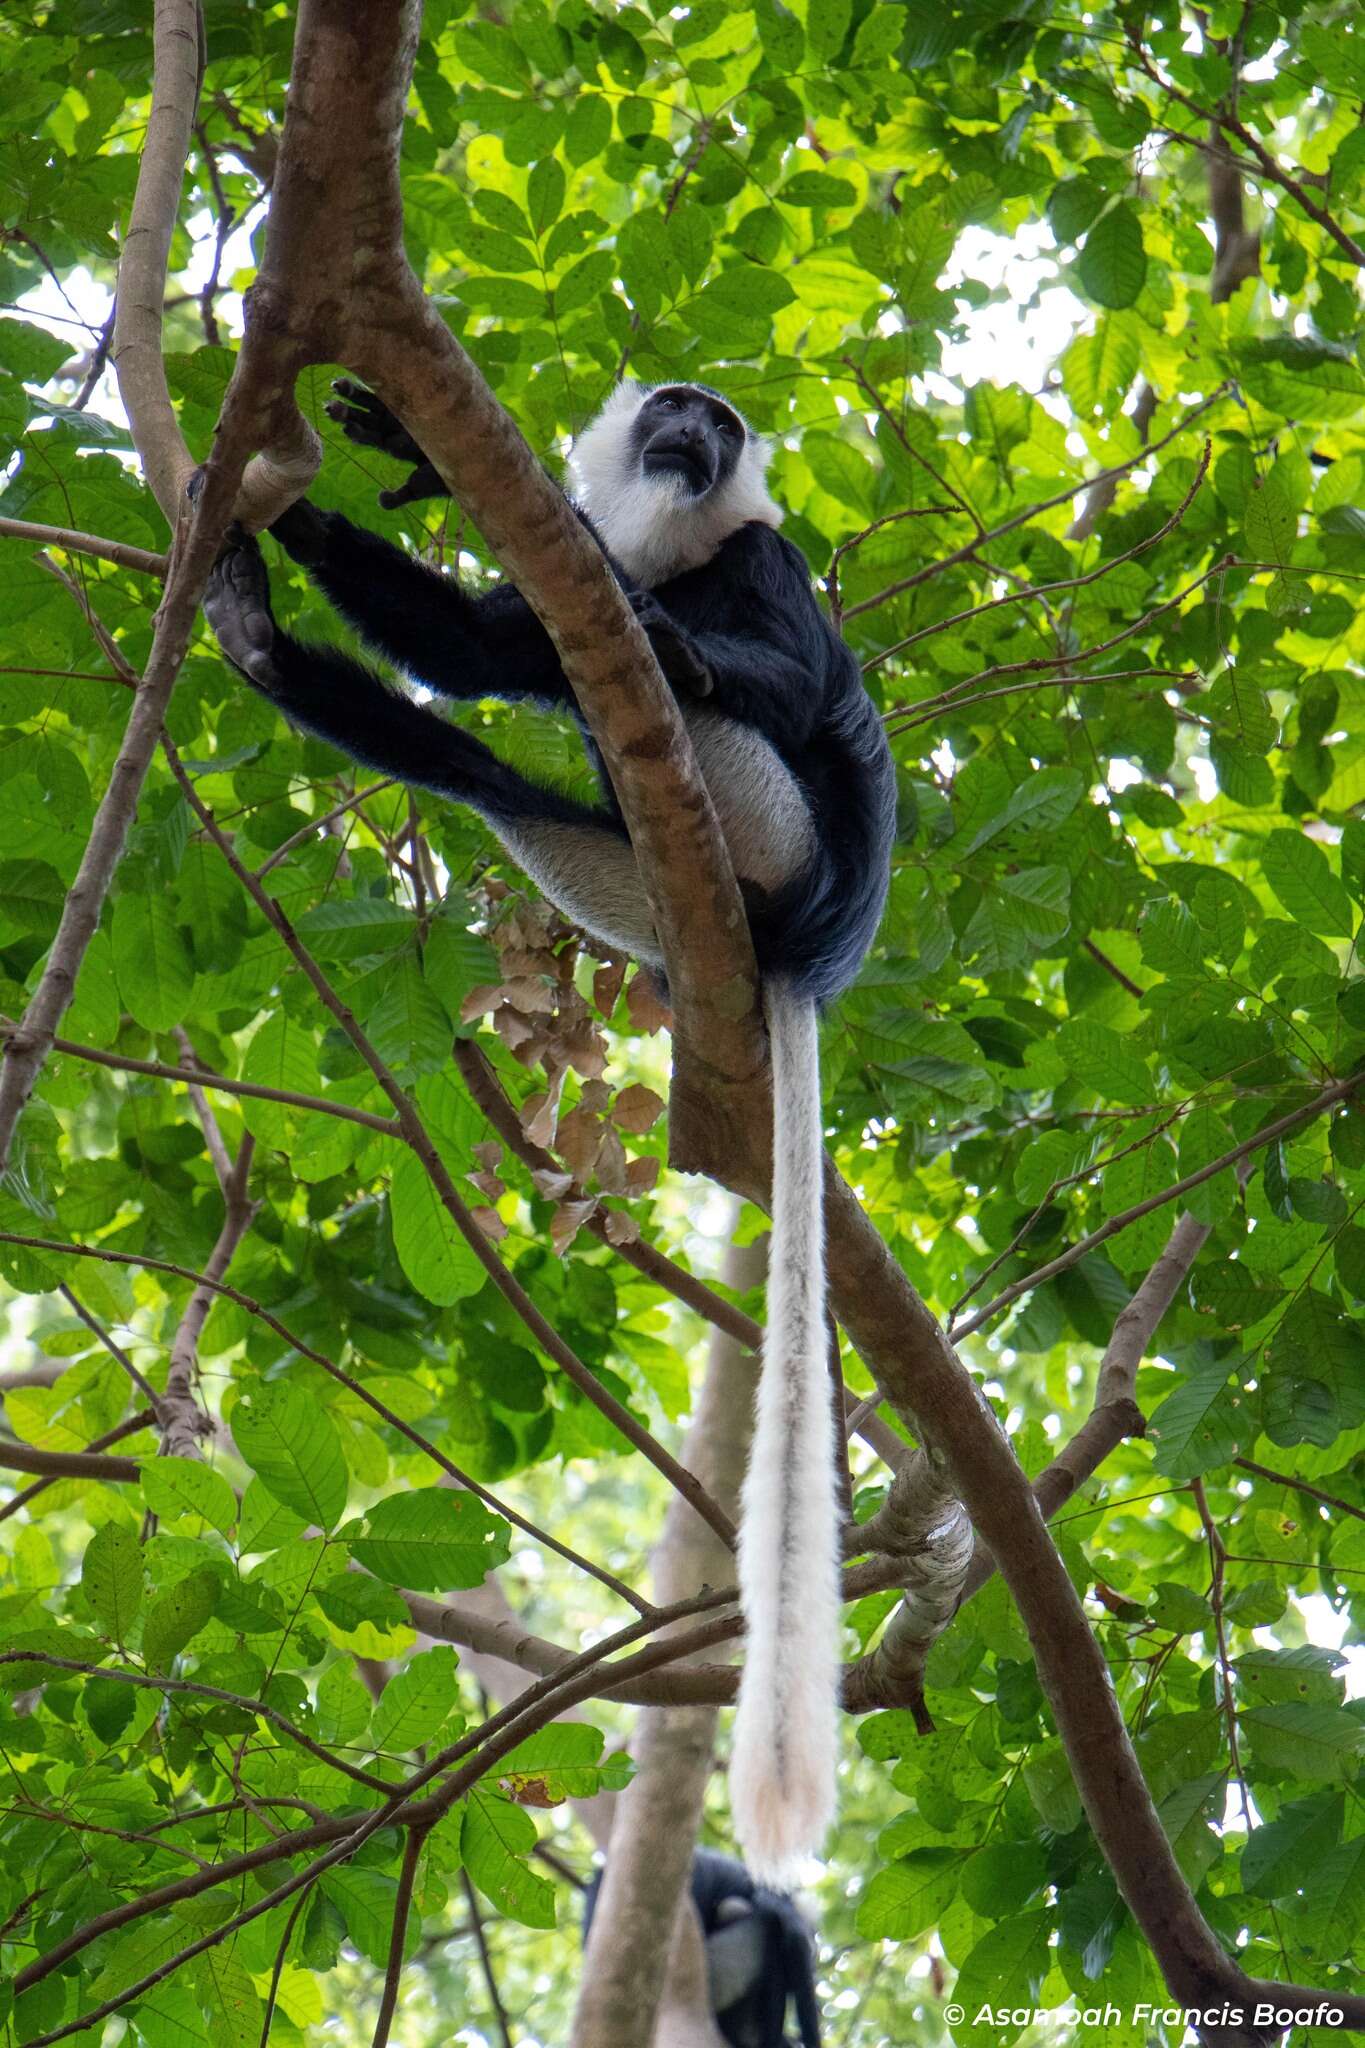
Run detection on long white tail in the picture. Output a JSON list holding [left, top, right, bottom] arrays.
[[729, 984, 840, 1889]]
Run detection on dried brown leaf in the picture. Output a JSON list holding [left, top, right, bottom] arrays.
[[612, 1083, 666, 1134], [551, 1196, 598, 1254]]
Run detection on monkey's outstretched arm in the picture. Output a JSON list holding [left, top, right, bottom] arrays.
[[269, 502, 575, 709]]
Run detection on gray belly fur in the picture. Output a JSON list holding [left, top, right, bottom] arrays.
[[497, 708, 814, 961]]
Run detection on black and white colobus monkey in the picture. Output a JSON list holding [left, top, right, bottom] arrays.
[[203, 380, 896, 1883], [583, 1849, 822, 2047]]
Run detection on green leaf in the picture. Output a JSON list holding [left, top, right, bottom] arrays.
[[111, 891, 194, 1032], [1259, 830, 1353, 938], [1236, 339, 1365, 423], [1243, 477, 1296, 563], [461, 1788, 557, 1926], [390, 1151, 486, 1305], [781, 171, 858, 209], [320, 1866, 421, 1966], [528, 158, 565, 236], [805, 0, 851, 59], [1147, 1360, 1243, 1480], [232, 1384, 348, 1532], [81, 1523, 143, 1641], [1075, 203, 1146, 310], [754, 0, 804, 67], [351, 1487, 511, 1591], [855, 1848, 961, 1939], [1242, 1794, 1342, 1898], [143, 1569, 219, 1671], [1242, 1703, 1365, 1779], [141, 1458, 238, 1539], [1055, 1019, 1152, 1107], [370, 1644, 460, 1752], [564, 94, 611, 165]]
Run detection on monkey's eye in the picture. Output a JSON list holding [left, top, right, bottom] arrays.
[[656, 393, 681, 411], [716, 416, 741, 438]]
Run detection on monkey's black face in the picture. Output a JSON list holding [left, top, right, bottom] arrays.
[[635, 385, 746, 498]]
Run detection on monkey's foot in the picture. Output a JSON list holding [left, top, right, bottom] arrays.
[[203, 531, 282, 692], [628, 592, 713, 698]]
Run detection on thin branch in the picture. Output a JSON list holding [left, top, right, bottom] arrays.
[[370, 1824, 426, 2048], [846, 385, 1230, 623], [0, 517, 168, 578], [1232, 1458, 1365, 1523], [174, 1028, 236, 1188], [0, 381, 253, 1179], [17, 1025, 402, 1136], [452, 1040, 762, 1352], [1191, 1476, 1249, 1821], [871, 437, 1210, 665], [0, 1438, 142, 1482], [0, 1653, 396, 1793], [460, 1870, 516, 2048], [161, 1132, 256, 1458], [257, 1889, 313, 2048], [1127, 32, 1365, 267], [57, 1283, 161, 1404], [953, 1075, 1359, 1340], [0, 1410, 153, 1524], [255, 779, 397, 876]]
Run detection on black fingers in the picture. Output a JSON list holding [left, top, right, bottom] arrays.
[[629, 591, 713, 698], [203, 530, 281, 691], [376, 461, 450, 509], [325, 380, 451, 506]]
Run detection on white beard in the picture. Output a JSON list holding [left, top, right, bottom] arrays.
[[569, 382, 783, 587]]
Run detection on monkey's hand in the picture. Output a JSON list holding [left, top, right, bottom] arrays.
[[628, 592, 713, 699], [324, 378, 451, 510], [203, 529, 282, 694]]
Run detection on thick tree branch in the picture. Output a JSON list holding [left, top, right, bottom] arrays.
[[110, 0, 203, 523]]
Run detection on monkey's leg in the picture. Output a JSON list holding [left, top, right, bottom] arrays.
[[205, 536, 661, 960], [269, 502, 572, 707]]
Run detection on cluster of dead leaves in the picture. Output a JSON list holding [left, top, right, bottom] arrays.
[[459, 884, 668, 1253]]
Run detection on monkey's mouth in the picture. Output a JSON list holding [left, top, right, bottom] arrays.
[[643, 446, 715, 495]]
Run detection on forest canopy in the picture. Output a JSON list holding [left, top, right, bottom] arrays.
[[0, 1, 1364, 2045]]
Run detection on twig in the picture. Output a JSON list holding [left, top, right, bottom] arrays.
[[0, 1654, 396, 1794], [1190, 1477, 1249, 1821], [257, 1889, 313, 2048], [870, 438, 1211, 666], [371, 1825, 427, 2048], [0, 518, 167, 579], [845, 386, 1229, 622], [174, 1028, 236, 1189], [953, 1074, 1359, 1339], [16, 1025, 401, 1136], [460, 1870, 515, 2048], [0, 1409, 154, 1525], [255, 780, 397, 876], [111, 0, 203, 521], [452, 1041, 762, 1352], [57, 1283, 160, 1404], [1126, 32, 1365, 267], [1232, 1458, 1365, 1523]]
